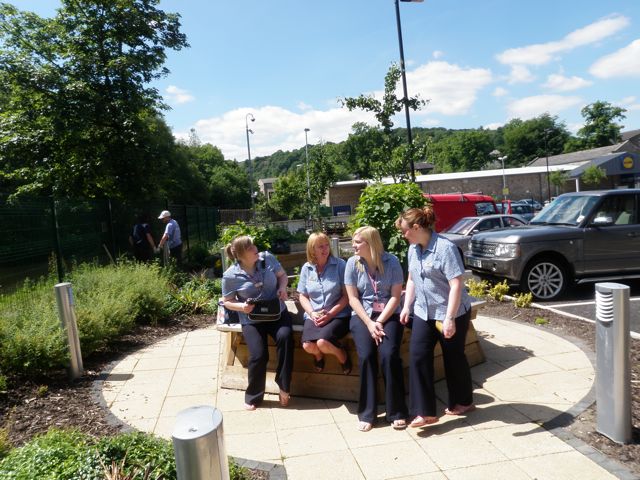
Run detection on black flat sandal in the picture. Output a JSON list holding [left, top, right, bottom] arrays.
[[314, 357, 325, 373], [340, 352, 352, 375]]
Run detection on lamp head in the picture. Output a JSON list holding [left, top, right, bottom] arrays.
[[304, 128, 310, 132]]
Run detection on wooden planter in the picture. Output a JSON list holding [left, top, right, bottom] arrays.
[[217, 301, 486, 402]]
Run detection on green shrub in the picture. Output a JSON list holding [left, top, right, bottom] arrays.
[[219, 221, 271, 252], [0, 429, 101, 479], [0, 261, 172, 376], [350, 183, 427, 264], [0, 429, 249, 480], [290, 229, 309, 243], [0, 374, 6, 392], [0, 428, 11, 460], [466, 278, 489, 298], [167, 275, 221, 315], [289, 266, 300, 290], [513, 292, 533, 308], [487, 280, 510, 301], [535, 316, 549, 325]]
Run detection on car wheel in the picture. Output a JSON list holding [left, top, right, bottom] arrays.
[[522, 259, 567, 301]]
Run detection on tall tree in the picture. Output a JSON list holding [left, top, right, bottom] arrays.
[[341, 64, 427, 182], [498, 114, 569, 166], [428, 129, 494, 172], [0, 1, 188, 199], [577, 101, 626, 149]]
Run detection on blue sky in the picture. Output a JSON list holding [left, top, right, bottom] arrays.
[[12, 0, 640, 161]]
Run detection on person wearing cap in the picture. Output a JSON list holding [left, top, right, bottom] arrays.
[[157, 210, 182, 263]]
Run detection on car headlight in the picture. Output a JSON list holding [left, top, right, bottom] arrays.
[[494, 243, 519, 258]]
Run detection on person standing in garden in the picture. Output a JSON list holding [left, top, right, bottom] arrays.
[[222, 235, 293, 410], [298, 232, 352, 375], [344, 225, 408, 432], [396, 206, 475, 429], [157, 210, 182, 263], [129, 214, 156, 262]]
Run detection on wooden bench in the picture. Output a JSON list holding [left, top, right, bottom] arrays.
[[217, 301, 486, 402]]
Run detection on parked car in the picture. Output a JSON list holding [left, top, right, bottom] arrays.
[[518, 198, 543, 211], [464, 189, 640, 300], [424, 193, 498, 232], [497, 201, 536, 222], [441, 214, 527, 257]]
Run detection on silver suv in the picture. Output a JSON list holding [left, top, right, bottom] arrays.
[[464, 189, 640, 300]]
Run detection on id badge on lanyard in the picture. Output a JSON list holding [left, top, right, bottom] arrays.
[[368, 270, 386, 312]]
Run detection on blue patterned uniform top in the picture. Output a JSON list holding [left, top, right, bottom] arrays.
[[297, 255, 351, 319], [408, 232, 471, 321], [222, 251, 284, 325], [344, 252, 404, 316]]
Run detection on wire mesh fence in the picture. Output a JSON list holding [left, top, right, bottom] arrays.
[[0, 195, 220, 295]]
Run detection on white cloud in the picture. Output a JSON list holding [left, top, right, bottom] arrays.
[[542, 73, 592, 92], [507, 65, 535, 84], [432, 50, 444, 59], [165, 85, 194, 105], [482, 122, 504, 130], [492, 87, 508, 97], [406, 61, 493, 115], [181, 60, 493, 160], [507, 94, 582, 120], [617, 96, 640, 112], [297, 101, 313, 111], [187, 106, 375, 161], [589, 39, 640, 78], [497, 14, 630, 66]]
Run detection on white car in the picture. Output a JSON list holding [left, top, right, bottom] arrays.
[[441, 214, 527, 258]]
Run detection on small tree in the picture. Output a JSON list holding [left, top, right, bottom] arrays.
[[549, 170, 569, 194], [581, 165, 607, 186], [350, 183, 427, 264], [341, 64, 427, 182]]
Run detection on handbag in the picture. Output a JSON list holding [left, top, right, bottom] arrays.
[[247, 297, 281, 322]]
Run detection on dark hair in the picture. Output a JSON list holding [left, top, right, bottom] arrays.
[[395, 206, 437, 231]]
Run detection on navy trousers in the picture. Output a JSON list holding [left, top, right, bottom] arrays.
[[409, 310, 473, 417], [241, 311, 294, 406], [350, 313, 408, 424]]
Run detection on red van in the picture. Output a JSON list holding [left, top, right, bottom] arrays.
[[424, 193, 498, 232]]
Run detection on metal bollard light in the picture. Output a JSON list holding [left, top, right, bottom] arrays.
[[54, 282, 84, 380], [595, 282, 631, 444], [330, 236, 339, 258], [172, 406, 229, 480]]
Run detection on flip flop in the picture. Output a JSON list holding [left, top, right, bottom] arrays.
[[340, 352, 352, 375], [279, 390, 290, 407], [313, 357, 325, 373], [357, 421, 373, 432], [445, 404, 476, 416], [392, 419, 407, 430], [244, 403, 256, 411], [409, 415, 438, 428]]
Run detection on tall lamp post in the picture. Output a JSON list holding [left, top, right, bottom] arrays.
[[245, 113, 255, 215], [394, 0, 423, 183], [490, 149, 508, 202], [544, 128, 552, 202], [304, 128, 311, 225]]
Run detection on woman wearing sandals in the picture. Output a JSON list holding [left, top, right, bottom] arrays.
[[396, 207, 475, 429], [222, 235, 294, 410], [298, 233, 352, 375], [345, 226, 408, 432]]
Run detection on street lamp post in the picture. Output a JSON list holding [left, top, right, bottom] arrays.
[[245, 113, 255, 215], [490, 149, 508, 202], [304, 128, 311, 226], [394, 0, 423, 183], [544, 128, 552, 202]]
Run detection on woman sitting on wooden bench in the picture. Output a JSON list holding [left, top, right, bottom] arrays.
[[297, 232, 352, 374], [222, 235, 294, 411]]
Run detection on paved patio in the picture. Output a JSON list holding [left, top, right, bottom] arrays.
[[96, 315, 634, 479]]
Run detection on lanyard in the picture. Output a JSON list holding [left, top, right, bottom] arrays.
[[366, 269, 379, 301]]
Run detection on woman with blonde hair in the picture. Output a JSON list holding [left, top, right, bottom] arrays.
[[222, 235, 293, 410], [298, 232, 352, 374], [344, 226, 408, 432], [396, 206, 474, 429]]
